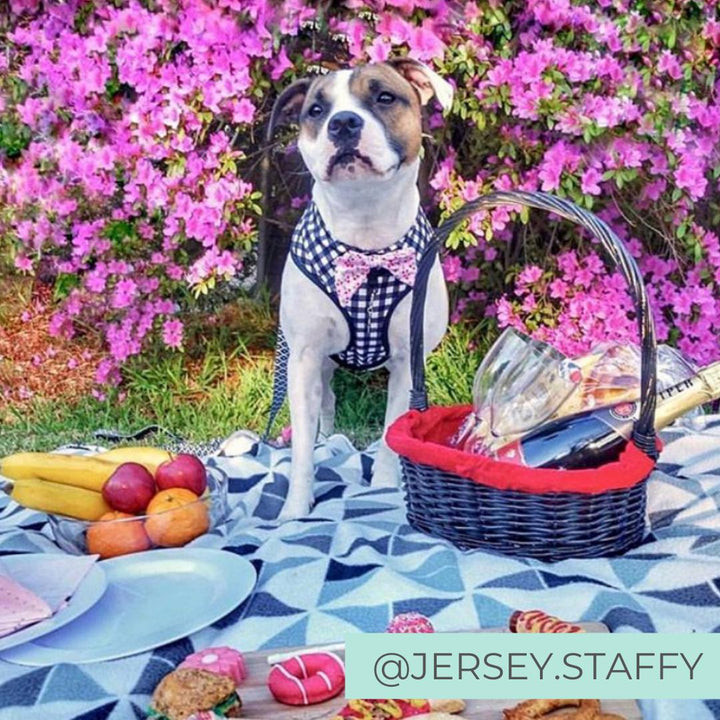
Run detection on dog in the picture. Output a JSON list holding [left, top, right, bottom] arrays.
[[268, 59, 453, 519]]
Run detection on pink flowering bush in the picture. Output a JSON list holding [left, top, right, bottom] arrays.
[[1, 0, 718, 388], [430, 1, 720, 364]]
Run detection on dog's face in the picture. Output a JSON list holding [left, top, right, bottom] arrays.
[[269, 60, 453, 185]]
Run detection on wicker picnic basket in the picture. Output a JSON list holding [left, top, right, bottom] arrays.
[[386, 190, 659, 561]]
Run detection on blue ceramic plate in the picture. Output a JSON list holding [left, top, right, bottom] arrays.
[[1, 548, 255, 665], [0, 556, 107, 653]]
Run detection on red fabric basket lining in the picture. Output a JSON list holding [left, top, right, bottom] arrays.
[[386, 404, 658, 495]]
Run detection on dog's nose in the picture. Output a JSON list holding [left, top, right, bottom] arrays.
[[328, 111, 364, 144]]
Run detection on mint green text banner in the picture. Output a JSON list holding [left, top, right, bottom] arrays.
[[345, 633, 720, 699]]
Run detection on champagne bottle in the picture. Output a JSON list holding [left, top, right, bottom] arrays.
[[493, 361, 720, 469]]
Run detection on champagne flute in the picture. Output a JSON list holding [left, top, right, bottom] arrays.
[[488, 339, 580, 443], [460, 329, 581, 454], [453, 328, 530, 450]]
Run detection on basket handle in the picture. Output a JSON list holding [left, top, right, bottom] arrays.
[[409, 190, 658, 459]]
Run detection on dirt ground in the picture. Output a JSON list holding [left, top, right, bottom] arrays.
[[0, 280, 105, 420]]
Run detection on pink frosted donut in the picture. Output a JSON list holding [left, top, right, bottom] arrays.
[[386, 611, 435, 633], [179, 646, 246, 685], [268, 651, 345, 706]]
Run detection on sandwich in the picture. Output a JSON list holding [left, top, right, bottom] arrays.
[[148, 668, 242, 720]]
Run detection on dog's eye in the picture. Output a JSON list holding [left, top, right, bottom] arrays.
[[377, 91, 396, 105], [307, 103, 324, 118]]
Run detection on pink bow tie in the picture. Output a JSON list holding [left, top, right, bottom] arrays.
[[334, 247, 417, 307]]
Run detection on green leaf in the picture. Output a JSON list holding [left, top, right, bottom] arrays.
[[54, 273, 81, 301], [667, 24, 677, 49]]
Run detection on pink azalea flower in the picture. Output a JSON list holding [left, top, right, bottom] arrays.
[[581, 167, 602, 195], [231, 97, 256, 124], [674, 156, 708, 200], [517, 265, 543, 286], [367, 37, 391, 63], [162, 318, 184, 349], [376, 13, 411, 44], [14, 256, 33, 272], [658, 51, 683, 80], [270, 46, 293, 81], [442, 255, 462, 283], [112, 278, 138, 309], [408, 22, 445, 61]]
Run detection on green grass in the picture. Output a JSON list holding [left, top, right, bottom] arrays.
[[0, 320, 498, 456]]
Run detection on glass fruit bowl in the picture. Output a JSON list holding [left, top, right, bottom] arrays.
[[48, 470, 229, 558]]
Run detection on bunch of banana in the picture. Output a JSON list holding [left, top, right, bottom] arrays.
[[0, 447, 172, 521], [8, 478, 112, 522]]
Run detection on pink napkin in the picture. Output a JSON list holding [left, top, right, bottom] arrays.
[[0, 575, 52, 638], [0, 554, 98, 638]]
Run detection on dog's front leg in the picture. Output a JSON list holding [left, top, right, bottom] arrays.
[[372, 354, 411, 488], [318, 358, 336, 439], [280, 346, 324, 520]]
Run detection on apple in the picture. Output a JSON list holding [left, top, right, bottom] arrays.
[[155, 453, 207, 496], [102, 463, 156, 514]]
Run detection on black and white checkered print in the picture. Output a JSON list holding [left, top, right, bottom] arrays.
[[289, 202, 434, 370]]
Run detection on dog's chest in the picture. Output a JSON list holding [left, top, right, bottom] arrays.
[[289, 203, 434, 370]]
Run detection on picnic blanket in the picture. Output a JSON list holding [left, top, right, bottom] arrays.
[[1, 417, 720, 720]]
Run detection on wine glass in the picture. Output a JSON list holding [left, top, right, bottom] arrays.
[[461, 328, 581, 454], [488, 337, 580, 438], [453, 328, 530, 450]]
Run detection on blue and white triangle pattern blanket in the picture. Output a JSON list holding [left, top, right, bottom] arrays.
[[1, 419, 720, 720]]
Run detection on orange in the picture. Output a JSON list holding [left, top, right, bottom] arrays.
[[144, 488, 210, 547], [86, 511, 152, 559]]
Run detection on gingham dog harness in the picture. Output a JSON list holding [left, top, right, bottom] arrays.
[[290, 202, 434, 369], [263, 202, 434, 440]]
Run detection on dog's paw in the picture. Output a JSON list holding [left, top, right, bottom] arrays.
[[370, 472, 400, 489], [371, 448, 401, 488], [278, 485, 315, 521]]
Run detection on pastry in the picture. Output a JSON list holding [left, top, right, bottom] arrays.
[[503, 698, 625, 720], [509, 609, 584, 633], [330, 699, 466, 719], [330, 699, 432, 719], [387, 611, 435, 633], [503, 698, 581, 719], [180, 647, 246, 685], [148, 668, 241, 720]]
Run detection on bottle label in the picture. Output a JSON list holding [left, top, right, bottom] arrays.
[[494, 439, 525, 466], [608, 401, 638, 422], [601, 401, 639, 439]]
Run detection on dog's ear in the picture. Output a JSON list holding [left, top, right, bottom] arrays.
[[386, 58, 454, 111], [267, 78, 312, 141]]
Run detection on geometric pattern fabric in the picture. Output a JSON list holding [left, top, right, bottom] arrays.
[[1, 419, 720, 720]]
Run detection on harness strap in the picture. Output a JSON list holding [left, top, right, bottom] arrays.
[[263, 327, 291, 442]]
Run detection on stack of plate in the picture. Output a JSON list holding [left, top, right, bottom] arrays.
[[0, 548, 256, 666]]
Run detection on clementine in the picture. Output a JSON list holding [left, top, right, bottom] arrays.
[[144, 488, 210, 547], [86, 511, 152, 559]]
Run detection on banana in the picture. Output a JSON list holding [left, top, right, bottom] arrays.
[[0, 453, 119, 491], [10, 477, 111, 521], [0, 447, 174, 490], [96, 446, 173, 473]]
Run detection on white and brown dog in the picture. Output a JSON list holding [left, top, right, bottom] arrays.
[[268, 59, 453, 519]]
